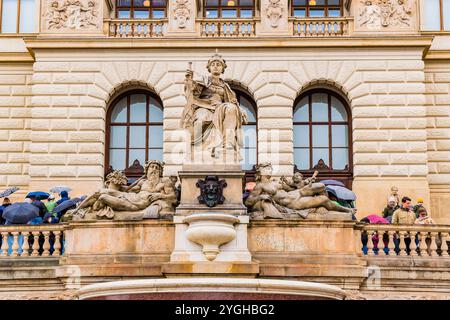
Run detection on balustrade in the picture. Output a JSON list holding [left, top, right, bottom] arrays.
[[107, 19, 166, 38], [200, 19, 256, 37], [0, 225, 65, 258], [357, 224, 450, 258], [292, 17, 350, 37]]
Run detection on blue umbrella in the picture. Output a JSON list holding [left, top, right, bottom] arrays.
[[26, 191, 50, 200], [320, 179, 345, 187], [1, 202, 39, 224], [52, 197, 83, 215], [326, 185, 356, 201], [0, 186, 19, 198]]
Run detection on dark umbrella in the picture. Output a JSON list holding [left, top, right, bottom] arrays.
[[320, 179, 345, 187], [0, 186, 20, 198], [326, 185, 356, 201], [26, 191, 50, 200], [1, 202, 39, 224], [52, 197, 83, 215]]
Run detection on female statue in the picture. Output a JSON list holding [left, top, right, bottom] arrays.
[[181, 51, 248, 160]]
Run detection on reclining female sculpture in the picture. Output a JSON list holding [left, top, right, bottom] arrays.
[[181, 51, 248, 161], [67, 161, 178, 220], [245, 163, 354, 219]]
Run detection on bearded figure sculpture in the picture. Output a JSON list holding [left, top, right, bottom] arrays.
[[66, 161, 178, 221]]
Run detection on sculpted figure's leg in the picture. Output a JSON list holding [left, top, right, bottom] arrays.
[[98, 194, 139, 211], [222, 104, 239, 149], [299, 183, 326, 197]]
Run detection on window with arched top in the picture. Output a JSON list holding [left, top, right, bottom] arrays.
[[234, 88, 257, 172], [293, 89, 352, 187], [116, 0, 168, 19], [106, 90, 163, 178]]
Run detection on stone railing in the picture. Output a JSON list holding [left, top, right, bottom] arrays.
[[106, 19, 167, 38], [0, 224, 66, 258], [199, 19, 256, 37], [292, 17, 351, 37], [355, 224, 450, 257]]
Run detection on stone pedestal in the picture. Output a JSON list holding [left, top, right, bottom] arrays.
[[176, 164, 247, 216], [163, 212, 258, 277]]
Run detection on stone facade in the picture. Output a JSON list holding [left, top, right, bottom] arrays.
[[0, 0, 449, 222]]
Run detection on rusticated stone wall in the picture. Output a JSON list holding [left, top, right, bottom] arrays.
[[425, 61, 450, 224], [0, 63, 32, 198]]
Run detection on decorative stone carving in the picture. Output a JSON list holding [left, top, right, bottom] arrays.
[[181, 51, 248, 163], [357, 0, 413, 29], [266, 0, 283, 28], [245, 163, 354, 219], [65, 161, 178, 221], [196, 176, 227, 208], [45, 0, 99, 30], [173, 0, 191, 29]]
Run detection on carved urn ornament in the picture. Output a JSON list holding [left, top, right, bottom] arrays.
[[196, 176, 227, 207]]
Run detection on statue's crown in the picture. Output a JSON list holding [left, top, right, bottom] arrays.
[[207, 49, 227, 70]]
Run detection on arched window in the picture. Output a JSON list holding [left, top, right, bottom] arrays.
[[205, 0, 255, 18], [116, 0, 168, 19], [292, 0, 343, 18], [106, 90, 163, 178], [235, 89, 257, 172], [293, 89, 352, 187]]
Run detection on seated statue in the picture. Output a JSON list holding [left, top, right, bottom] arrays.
[[245, 163, 354, 219], [67, 161, 178, 221]]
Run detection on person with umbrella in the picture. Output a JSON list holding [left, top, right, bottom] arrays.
[[27, 195, 48, 225], [57, 190, 70, 206], [45, 195, 57, 214], [0, 197, 12, 225]]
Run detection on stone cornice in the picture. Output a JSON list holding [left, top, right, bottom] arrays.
[[23, 36, 433, 51], [424, 50, 450, 60], [0, 52, 35, 63]]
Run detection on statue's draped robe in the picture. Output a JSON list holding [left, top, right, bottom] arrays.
[[181, 76, 246, 156]]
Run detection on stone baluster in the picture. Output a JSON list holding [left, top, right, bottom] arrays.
[[430, 232, 439, 257], [10, 232, 20, 257], [0, 232, 9, 257], [419, 232, 428, 256], [53, 231, 62, 257], [366, 230, 374, 256], [387, 230, 396, 256], [22, 231, 32, 257], [409, 231, 418, 256], [399, 231, 407, 256], [31, 231, 40, 257], [441, 233, 449, 257], [42, 231, 51, 257]]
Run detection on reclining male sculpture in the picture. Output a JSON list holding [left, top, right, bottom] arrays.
[[65, 161, 178, 221]]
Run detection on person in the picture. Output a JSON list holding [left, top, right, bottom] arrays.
[[45, 195, 57, 214], [57, 190, 70, 205], [0, 197, 12, 225], [413, 198, 426, 218], [392, 196, 416, 254], [414, 207, 434, 225], [28, 195, 48, 225], [382, 197, 399, 218]]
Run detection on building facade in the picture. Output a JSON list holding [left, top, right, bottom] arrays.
[[0, 0, 449, 223]]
